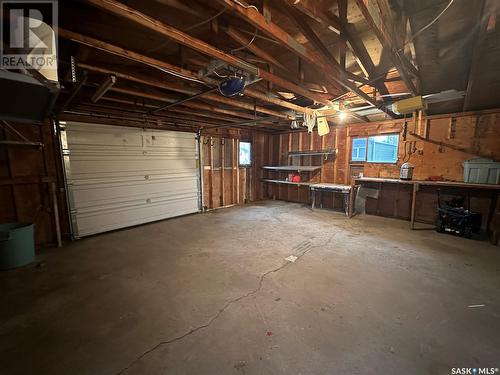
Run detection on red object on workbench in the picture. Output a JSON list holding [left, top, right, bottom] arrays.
[[292, 174, 301, 182]]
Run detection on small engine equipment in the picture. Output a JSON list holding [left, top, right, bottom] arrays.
[[436, 193, 482, 238]]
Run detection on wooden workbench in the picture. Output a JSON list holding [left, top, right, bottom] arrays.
[[310, 183, 352, 216], [354, 177, 500, 229]]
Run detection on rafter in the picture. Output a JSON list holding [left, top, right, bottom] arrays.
[[77, 63, 305, 118], [110, 86, 270, 122], [84, 0, 334, 106], [98, 97, 237, 125], [62, 32, 312, 115], [354, 0, 419, 95], [214, 0, 397, 118], [282, 4, 358, 88], [463, 0, 488, 111], [286, 0, 390, 98]]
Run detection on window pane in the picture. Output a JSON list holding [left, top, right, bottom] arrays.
[[239, 141, 251, 166], [367, 134, 399, 163], [351, 138, 367, 161]]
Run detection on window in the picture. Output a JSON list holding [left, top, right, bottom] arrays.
[[351, 134, 399, 163], [351, 138, 367, 161], [239, 141, 251, 166]]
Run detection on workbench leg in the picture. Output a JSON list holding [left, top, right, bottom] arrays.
[[487, 193, 498, 238], [343, 193, 349, 217], [312, 190, 316, 210], [410, 183, 419, 229], [348, 187, 355, 218]]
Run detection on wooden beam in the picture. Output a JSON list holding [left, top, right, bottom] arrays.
[[78, 62, 310, 115], [286, 1, 372, 82], [338, 0, 348, 71], [74, 101, 226, 128], [79, 64, 290, 119], [283, 4, 367, 90], [98, 96, 237, 125], [281, 0, 372, 86], [285, 0, 342, 33], [216, 0, 397, 118], [84, 0, 333, 106], [354, 0, 418, 95], [154, 0, 208, 19], [463, 0, 488, 111], [59, 28, 201, 82], [110, 86, 271, 121], [287, 1, 390, 98]]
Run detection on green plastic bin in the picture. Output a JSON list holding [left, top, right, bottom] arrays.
[[0, 223, 35, 270]]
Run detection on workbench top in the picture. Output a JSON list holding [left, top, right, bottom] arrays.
[[310, 183, 352, 191], [355, 177, 500, 190]]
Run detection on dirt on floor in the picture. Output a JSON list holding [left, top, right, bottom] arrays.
[[1, 201, 499, 375]]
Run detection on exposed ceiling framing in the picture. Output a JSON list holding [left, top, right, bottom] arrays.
[[51, 0, 500, 131]]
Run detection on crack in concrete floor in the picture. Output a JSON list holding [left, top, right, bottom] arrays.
[[115, 234, 335, 375]]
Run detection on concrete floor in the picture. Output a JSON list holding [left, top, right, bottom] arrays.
[[1, 201, 500, 375]]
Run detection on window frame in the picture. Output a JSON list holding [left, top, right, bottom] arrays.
[[351, 137, 367, 162], [238, 141, 252, 167], [350, 133, 400, 164]]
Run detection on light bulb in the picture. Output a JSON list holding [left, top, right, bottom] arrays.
[[338, 111, 347, 121]]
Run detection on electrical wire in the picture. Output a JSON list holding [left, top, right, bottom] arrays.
[[407, 0, 455, 43], [232, 0, 259, 11], [213, 70, 228, 78], [156, 67, 206, 85], [184, 9, 226, 32], [230, 28, 258, 53]]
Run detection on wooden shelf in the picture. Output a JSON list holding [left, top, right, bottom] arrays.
[[262, 179, 312, 187], [288, 149, 336, 157], [262, 165, 321, 172]]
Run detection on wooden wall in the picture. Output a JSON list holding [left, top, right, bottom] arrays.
[[348, 111, 500, 182], [0, 122, 69, 246], [2, 110, 499, 246], [256, 110, 500, 229], [200, 128, 265, 210], [253, 129, 344, 209]]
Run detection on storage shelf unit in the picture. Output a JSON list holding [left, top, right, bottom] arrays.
[[288, 149, 336, 158], [262, 179, 312, 187], [262, 165, 322, 172]]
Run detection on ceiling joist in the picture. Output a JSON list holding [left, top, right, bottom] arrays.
[[84, 0, 333, 107], [215, 0, 397, 118]]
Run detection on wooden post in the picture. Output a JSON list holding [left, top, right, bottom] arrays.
[[410, 182, 418, 229], [232, 138, 236, 204], [209, 137, 214, 209], [236, 139, 240, 204], [50, 182, 62, 247], [220, 138, 225, 207], [348, 183, 355, 218]]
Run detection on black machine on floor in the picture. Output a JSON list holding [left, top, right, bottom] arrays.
[[435, 191, 482, 238]]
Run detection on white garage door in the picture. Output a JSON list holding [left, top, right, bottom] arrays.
[[61, 122, 201, 237]]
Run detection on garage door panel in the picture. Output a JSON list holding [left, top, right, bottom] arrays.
[[76, 199, 198, 237], [62, 122, 201, 237], [69, 158, 196, 176], [73, 178, 198, 207], [76, 192, 198, 217], [70, 171, 197, 185], [67, 128, 144, 148]]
